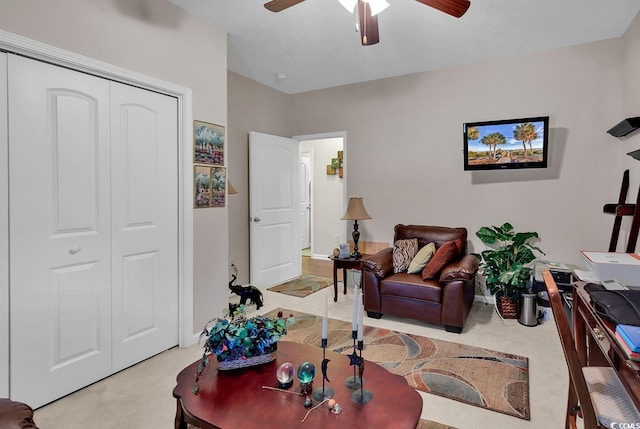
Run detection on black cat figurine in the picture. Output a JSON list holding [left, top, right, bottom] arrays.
[[229, 267, 264, 310]]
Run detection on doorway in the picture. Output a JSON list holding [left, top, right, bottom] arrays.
[[296, 133, 346, 276], [300, 150, 312, 255]]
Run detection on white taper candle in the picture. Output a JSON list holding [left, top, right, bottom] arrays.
[[352, 283, 359, 332], [357, 291, 364, 341], [322, 294, 328, 340]]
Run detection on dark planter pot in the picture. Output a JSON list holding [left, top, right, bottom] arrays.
[[497, 295, 519, 319]]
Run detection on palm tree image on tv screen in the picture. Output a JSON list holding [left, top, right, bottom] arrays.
[[463, 116, 549, 170]]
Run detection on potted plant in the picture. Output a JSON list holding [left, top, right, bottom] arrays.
[[194, 305, 295, 393], [475, 222, 544, 318]]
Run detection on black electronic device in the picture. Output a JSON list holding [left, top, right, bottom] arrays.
[[549, 269, 573, 286], [607, 117, 640, 138], [463, 116, 549, 171], [534, 261, 574, 288]]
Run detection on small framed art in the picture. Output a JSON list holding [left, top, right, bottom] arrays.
[[211, 166, 226, 208], [194, 120, 224, 166], [194, 165, 212, 208]]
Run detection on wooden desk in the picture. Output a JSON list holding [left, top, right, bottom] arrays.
[[573, 282, 640, 410], [329, 256, 363, 302], [173, 341, 422, 429]]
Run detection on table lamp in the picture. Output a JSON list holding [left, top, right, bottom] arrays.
[[341, 197, 371, 258]]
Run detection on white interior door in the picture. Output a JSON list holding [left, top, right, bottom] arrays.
[[9, 55, 112, 407], [110, 82, 178, 372], [0, 52, 9, 398], [300, 153, 311, 250], [249, 132, 300, 288]]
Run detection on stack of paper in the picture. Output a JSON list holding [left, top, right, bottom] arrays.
[[616, 324, 640, 361]]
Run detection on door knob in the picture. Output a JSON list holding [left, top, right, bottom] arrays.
[[69, 245, 81, 254], [253, 217, 261, 222]]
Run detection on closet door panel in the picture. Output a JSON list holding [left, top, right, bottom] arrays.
[[54, 93, 101, 230], [8, 55, 112, 408], [110, 82, 178, 372], [52, 262, 103, 360], [0, 52, 8, 398]]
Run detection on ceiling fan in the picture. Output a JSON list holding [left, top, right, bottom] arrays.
[[264, 0, 471, 46]]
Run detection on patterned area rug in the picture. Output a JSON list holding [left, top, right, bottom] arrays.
[[267, 275, 332, 298], [267, 309, 530, 420], [416, 420, 456, 429]]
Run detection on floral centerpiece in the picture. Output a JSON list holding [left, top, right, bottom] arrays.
[[194, 305, 294, 393]]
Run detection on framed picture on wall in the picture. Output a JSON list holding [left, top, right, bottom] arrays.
[[193, 120, 224, 165], [194, 165, 212, 208], [211, 166, 226, 208]]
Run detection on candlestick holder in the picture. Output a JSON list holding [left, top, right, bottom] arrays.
[[351, 340, 373, 404], [345, 330, 363, 389], [313, 339, 335, 401]]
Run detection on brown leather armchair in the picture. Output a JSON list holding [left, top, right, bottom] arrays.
[[362, 225, 479, 333], [0, 398, 39, 429]]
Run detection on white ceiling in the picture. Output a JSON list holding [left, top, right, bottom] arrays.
[[169, 0, 640, 94]]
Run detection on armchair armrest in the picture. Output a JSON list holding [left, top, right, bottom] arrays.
[[439, 254, 480, 284], [362, 248, 393, 278]]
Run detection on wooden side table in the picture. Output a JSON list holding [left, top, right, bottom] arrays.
[[329, 256, 363, 302]]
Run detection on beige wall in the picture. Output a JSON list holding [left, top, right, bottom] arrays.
[[624, 11, 640, 118], [229, 30, 640, 276], [287, 38, 637, 269], [0, 0, 229, 333]]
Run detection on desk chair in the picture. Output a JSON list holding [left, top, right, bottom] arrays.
[[543, 270, 640, 428]]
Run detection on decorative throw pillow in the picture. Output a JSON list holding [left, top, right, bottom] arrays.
[[407, 242, 436, 274], [422, 239, 462, 280], [392, 238, 419, 273]]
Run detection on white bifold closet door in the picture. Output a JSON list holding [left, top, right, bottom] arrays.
[[8, 54, 178, 408]]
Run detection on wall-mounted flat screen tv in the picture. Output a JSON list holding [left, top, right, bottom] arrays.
[[463, 116, 549, 171]]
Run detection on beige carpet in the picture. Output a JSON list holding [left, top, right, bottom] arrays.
[[267, 275, 332, 298], [268, 308, 530, 420]]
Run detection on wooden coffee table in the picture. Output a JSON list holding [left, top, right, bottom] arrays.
[[173, 341, 422, 429]]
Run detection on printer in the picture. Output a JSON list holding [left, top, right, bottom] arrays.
[[534, 261, 574, 287]]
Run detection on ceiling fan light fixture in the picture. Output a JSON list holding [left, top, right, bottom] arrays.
[[367, 0, 389, 16], [337, 0, 357, 13]]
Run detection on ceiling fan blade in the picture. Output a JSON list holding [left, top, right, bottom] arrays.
[[264, 0, 305, 12], [415, 0, 470, 18], [358, 0, 379, 46]]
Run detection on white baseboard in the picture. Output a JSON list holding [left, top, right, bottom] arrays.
[[474, 294, 495, 304]]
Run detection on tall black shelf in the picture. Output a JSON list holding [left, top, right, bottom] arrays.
[[604, 169, 640, 253]]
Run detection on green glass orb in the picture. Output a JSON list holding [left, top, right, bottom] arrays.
[[296, 362, 315, 384]]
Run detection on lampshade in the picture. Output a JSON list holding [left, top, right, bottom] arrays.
[[338, 0, 388, 16], [341, 197, 371, 220], [338, 0, 357, 12], [228, 180, 238, 195], [368, 0, 389, 16]]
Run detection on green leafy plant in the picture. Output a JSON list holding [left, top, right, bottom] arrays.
[[193, 305, 295, 393], [475, 222, 544, 302]]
